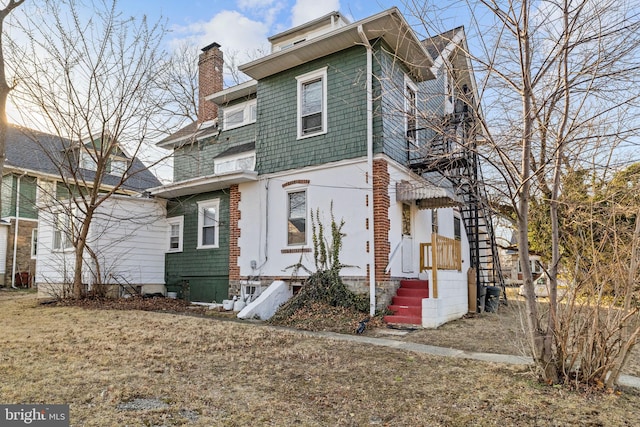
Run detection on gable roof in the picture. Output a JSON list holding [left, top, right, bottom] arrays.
[[4, 124, 161, 192], [422, 27, 462, 61]]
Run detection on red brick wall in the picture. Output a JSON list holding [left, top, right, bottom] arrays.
[[198, 43, 224, 124], [373, 159, 391, 282], [229, 184, 241, 281]]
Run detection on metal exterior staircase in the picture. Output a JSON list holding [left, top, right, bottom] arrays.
[[410, 110, 506, 303]]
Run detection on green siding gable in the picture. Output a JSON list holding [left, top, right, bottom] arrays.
[[173, 123, 256, 182], [257, 45, 368, 175]]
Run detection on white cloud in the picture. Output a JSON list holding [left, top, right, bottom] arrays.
[[237, 0, 276, 9], [291, 0, 340, 27]]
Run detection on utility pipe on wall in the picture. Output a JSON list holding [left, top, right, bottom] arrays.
[[357, 25, 376, 316]]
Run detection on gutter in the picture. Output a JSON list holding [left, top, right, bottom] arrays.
[[358, 25, 376, 317]]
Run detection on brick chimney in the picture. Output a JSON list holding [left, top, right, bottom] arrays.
[[198, 42, 224, 124]]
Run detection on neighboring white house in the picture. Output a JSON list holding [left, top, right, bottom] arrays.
[[36, 195, 168, 299]]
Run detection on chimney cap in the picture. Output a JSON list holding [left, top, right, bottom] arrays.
[[201, 42, 221, 52]]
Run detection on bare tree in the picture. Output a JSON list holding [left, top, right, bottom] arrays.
[[7, 0, 171, 298], [403, 0, 640, 386], [0, 0, 24, 216]]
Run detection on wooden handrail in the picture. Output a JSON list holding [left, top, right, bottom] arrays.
[[420, 233, 462, 299]]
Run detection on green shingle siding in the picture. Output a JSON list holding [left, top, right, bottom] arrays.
[[257, 46, 368, 175], [165, 190, 230, 302], [173, 124, 257, 182]]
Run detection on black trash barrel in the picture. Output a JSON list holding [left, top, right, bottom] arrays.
[[485, 286, 501, 313], [477, 286, 487, 313]]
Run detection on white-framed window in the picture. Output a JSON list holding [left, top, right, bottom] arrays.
[[31, 228, 38, 259], [214, 152, 256, 174], [223, 99, 257, 130], [110, 159, 128, 177], [296, 68, 327, 138], [405, 76, 417, 140], [167, 216, 184, 253], [287, 190, 306, 245], [197, 199, 220, 249], [53, 211, 73, 251]]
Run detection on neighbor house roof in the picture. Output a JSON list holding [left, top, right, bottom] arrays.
[[4, 124, 161, 192]]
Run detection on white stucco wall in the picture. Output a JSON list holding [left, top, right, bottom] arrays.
[[238, 158, 371, 279]]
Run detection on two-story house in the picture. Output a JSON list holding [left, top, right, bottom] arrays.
[[1, 125, 161, 290], [151, 8, 501, 327]]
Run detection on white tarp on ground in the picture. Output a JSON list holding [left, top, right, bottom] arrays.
[[237, 280, 291, 320]]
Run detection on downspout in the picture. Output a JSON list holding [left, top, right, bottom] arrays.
[[358, 25, 375, 316], [11, 172, 27, 288]]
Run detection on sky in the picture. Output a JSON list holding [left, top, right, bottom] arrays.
[[123, 0, 469, 69]]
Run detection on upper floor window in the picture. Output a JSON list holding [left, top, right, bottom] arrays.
[[197, 199, 220, 249], [167, 216, 184, 253], [80, 151, 97, 171], [296, 68, 327, 138], [287, 190, 306, 245], [405, 77, 417, 140], [223, 99, 257, 130], [109, 159, 128, 177]]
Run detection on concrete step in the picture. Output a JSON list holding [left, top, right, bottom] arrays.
[[387, 304, 421, 317], [399, 279, 429, 289], [383, 314, 422, 326], [397, 288, 429, 298], [392, 295, 424, 307]]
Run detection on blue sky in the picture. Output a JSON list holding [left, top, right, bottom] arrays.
[[121, 0, 469, 66]]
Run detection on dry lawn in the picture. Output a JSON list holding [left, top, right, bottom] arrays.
[[1, 289, 639, 426]]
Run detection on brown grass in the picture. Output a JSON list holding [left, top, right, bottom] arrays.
[[1, 289, 639, 426]]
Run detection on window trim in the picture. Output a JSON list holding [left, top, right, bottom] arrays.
[[197, 199, 220, 250], [167, 216, 184, 253], [223, 99, 257, 130], [52, 211, 73, 252], [286, 189, 307, 246], [296, 67, 327, 139]]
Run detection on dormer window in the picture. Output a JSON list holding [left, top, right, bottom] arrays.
[[223, 99, 257, 130], [80, 151, 97, 171]]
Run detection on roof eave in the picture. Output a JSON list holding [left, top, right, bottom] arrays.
[[149, 170, 258, 198], [239, 8, 434, 82]]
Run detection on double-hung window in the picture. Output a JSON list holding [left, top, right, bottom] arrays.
[[297, 68, 327, 138], [287, 190, 306, 245], [167, 216, 184, 252], [197, 200, 220, 249]]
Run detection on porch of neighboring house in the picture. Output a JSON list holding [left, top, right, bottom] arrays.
[[384, 233, 466, 329]]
